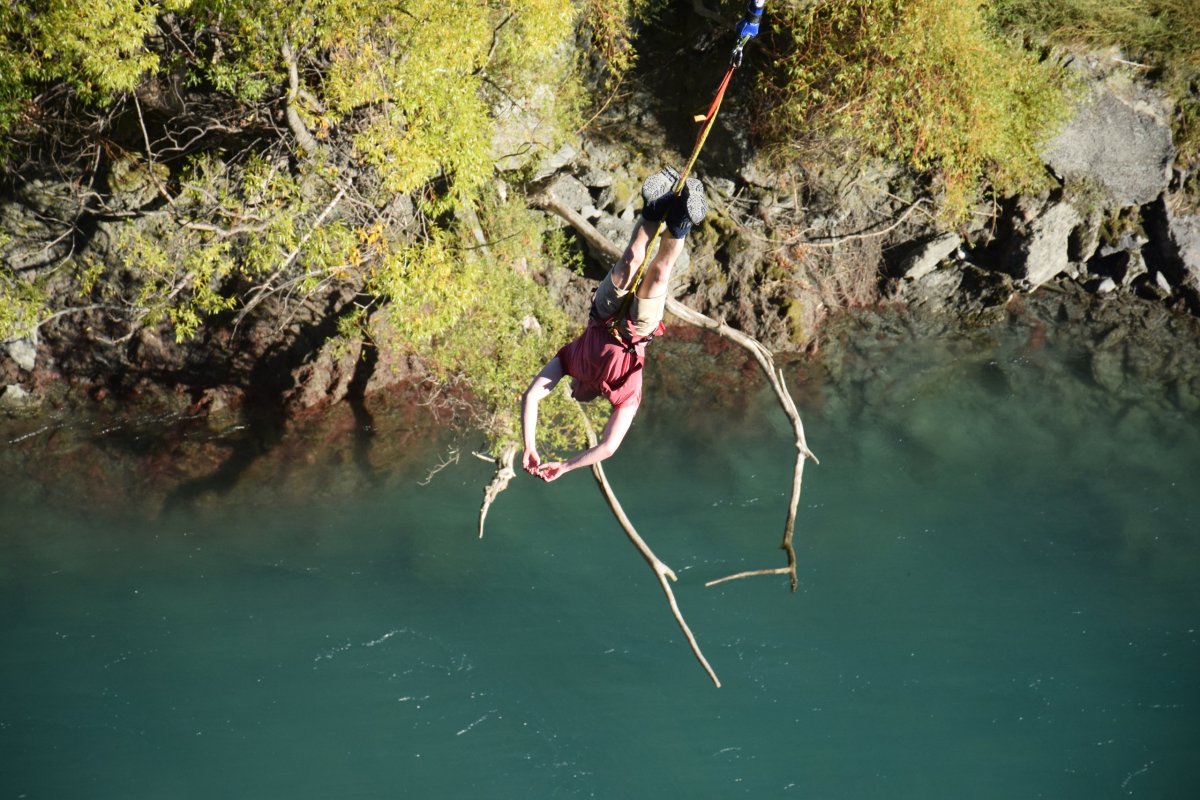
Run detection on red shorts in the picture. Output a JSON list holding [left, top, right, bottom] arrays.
[[555, 319, 645, 409]]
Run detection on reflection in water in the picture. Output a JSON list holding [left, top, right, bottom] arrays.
[[2, 305, 1198, 798]]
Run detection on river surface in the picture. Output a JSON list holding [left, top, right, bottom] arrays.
[[2, 310, 1198, 798]]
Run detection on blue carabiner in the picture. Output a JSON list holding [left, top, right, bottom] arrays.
[[731, 0, 765, 65]]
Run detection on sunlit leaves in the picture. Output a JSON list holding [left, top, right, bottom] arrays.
[[992, 0, 1200, 159], [0, 0, 167, 135], [367, 194, 582, 447], [0, 271, 45, 343], [764, 0, 1066, 220]]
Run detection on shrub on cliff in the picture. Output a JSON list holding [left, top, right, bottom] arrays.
[[0, 0, 176, 141], [755, 0, 1067, 221], [992, 0, 1200, 161]]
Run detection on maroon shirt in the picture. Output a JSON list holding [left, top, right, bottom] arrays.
[[555, 318, 663, 409]]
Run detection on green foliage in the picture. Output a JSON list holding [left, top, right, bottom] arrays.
[[992, 0, 1200, 159], [1, 0, 609, 452], [543, 227, 587, 275], [184, 0, 581, 210], [94, 153, 357, 342], [0, 0, 168, 136], [0, 272, 45, 343], [368, 194, 583, 449], [760, 0, 1067, 220]]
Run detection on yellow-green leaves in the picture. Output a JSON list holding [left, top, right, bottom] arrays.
[[100, 153, 357, 343], [373, 232, 470, 346], [765, 0, 1066, 220], [0, 271, 45, 343], [191, 0, 580, 208], [0, 0, 166, 135], [40, 0, 161, 95], [366, 194, 579, 447]]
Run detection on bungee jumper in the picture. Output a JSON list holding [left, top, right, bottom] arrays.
[[520, 1, 766, 483]]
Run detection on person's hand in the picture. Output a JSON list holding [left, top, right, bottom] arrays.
[[522, 448, 541, 476], [537, 461, 568, 482]]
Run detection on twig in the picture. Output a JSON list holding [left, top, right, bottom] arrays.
[[1112, 57, 1151, 69], [786, 198, 926, 248], [234, 187, 346, 326], [575, 401, 721, 688], [419, 446, 461, 486], [669, 302, 816, 591], [182, 219, 271, 237], [31, 304, 110, 333]]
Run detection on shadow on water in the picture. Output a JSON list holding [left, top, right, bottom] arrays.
[[346, 342, 381, 487], [161, 297, 380, 513], [160, 401, 285, 513]]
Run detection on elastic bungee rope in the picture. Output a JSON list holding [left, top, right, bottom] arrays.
[[614, 5, 763, 325]]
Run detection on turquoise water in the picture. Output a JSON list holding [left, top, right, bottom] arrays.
[[2, 316, 1198, 798]]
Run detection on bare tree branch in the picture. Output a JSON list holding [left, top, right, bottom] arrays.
[[477, 443, 516, 539], [281, 38, 321, 157], [785, 198, 927, 248], [234, 187, 346, 325], [419, 446, 461, 486], [574, 401, 721, 688]]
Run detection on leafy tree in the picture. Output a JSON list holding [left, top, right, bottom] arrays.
[[0, 0, 178, 136], [3, 0, 668, 452]]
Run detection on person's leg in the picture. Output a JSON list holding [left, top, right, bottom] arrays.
[[636, 234, 685, 299], [603, 167, 707, 316], [610, 220, 655, 292], [635, 170, 706, 299]]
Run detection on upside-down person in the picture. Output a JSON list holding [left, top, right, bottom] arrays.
[[521, 167, 707, 482]]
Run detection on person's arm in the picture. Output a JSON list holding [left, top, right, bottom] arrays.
[[521, 357, 564, 476], [537, 400, 639, 482]]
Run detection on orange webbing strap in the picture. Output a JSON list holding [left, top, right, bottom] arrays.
[[614, 60, 740, 329]]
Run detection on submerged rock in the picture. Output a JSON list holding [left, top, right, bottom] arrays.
[[1, 384, 38, 414]]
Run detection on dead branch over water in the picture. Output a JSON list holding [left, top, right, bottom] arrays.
[[575, 402, 721, 688], [476, 443, 516, 539]]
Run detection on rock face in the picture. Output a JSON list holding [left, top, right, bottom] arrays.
[[3, 333, 37, 371], [1158, 192, 1200, 290], [1010, 200, 1083, 288], [900, 233, 961, 281], [1042, 78, 1174, 208], [3, 36, 1197, 430]]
